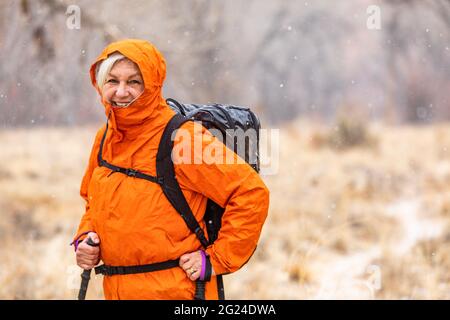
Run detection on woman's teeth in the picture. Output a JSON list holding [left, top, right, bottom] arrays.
[[113, 102, 130, 107]]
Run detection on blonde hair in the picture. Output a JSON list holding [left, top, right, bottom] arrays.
[[95, 52, 127, 90]]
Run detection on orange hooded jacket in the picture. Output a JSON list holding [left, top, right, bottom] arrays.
[[72, 39, 270, 300]]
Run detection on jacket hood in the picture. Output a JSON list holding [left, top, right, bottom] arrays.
[[90, 39, 172, 138]]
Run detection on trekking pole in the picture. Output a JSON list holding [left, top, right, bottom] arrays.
[[78, 237, 99, 300], [194, 281, 206, 300]]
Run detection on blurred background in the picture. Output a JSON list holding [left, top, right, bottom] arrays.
[[0, 0, 449, 299]]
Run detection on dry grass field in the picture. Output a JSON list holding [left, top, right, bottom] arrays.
[[0, 120, 449, 299]]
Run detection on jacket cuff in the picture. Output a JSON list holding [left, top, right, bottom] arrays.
[[205, 246, 230, 275]]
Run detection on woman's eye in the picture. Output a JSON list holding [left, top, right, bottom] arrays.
[[129, 80, 141, 84], [106, 79, 118, 84]]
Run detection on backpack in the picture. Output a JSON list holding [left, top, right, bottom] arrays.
[[162, 98, 261, 245], [96, 98, 261, 300]]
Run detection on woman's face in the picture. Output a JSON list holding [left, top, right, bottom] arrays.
[[102, 59, 144, 107]]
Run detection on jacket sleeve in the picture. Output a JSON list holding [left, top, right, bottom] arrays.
[[70, 125, 105, 247], [173, 121, 270, 275]]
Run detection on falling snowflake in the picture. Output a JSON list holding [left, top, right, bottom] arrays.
[[279, 83, 284, 88]]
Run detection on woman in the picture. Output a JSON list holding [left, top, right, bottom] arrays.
[[71, 39, 270, 300]]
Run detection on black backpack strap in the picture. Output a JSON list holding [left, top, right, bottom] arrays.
[[97, 118, 109, 166], [94, 259, 180, 276], [156, 113, 209, 249], [157, 113, 213, 301]]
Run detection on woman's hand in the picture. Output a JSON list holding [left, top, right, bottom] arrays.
[[179, 250, 215, 281], [76, 232, 100, 270]]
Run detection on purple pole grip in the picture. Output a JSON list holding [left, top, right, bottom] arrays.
[[200, 250, 206, 280], [70, 230, 93, 252]]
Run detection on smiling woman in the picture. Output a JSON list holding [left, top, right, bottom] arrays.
[[95, 53, 145, 107], [71, 39, 269, 300]]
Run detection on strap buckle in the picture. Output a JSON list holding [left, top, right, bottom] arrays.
[[194, 227, 203, 238], [125, 168, 137, 177], [194, 227, 209, 248], [94, 265, 106, 275]]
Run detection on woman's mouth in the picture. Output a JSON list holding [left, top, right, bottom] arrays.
[[112, 101, 131, 107]]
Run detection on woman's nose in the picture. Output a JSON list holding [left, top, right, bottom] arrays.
[[115, 83, 130, 98]]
